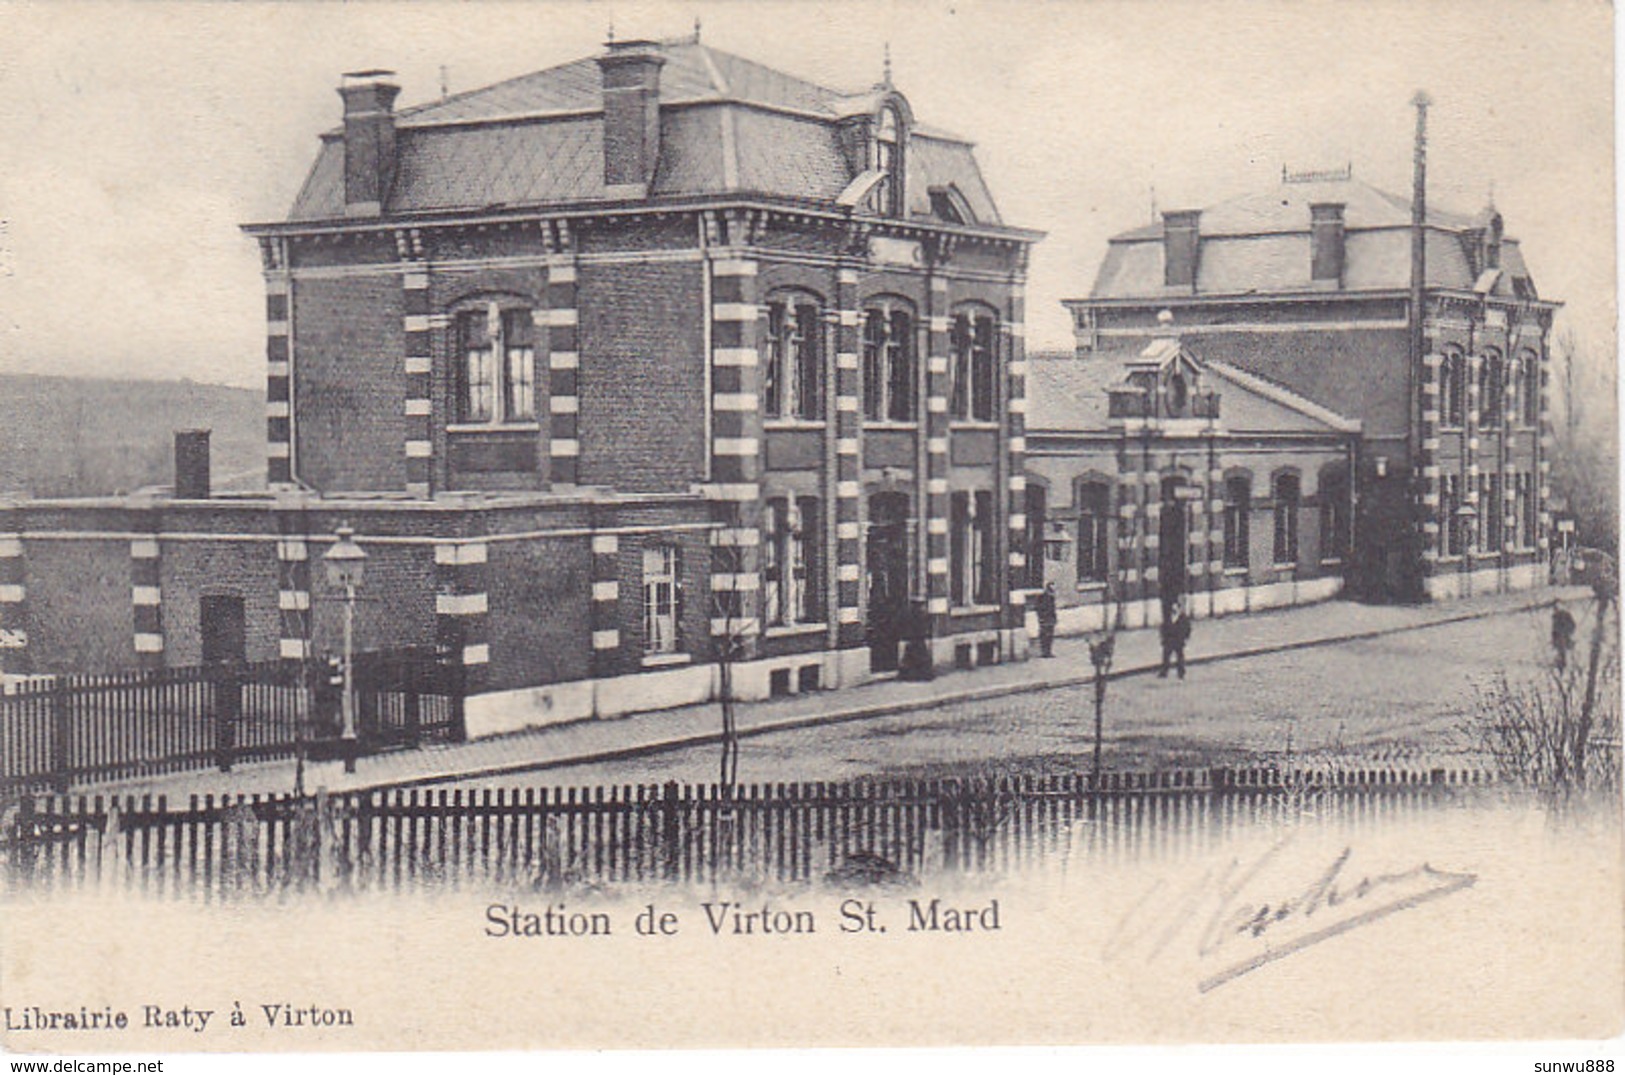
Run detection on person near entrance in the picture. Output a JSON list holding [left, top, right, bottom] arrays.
[[1035, 583, 1058, 658], [1158, 597, 1191, 679]]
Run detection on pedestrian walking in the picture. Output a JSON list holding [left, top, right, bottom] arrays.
[[1551, 602, 1576, 672], [1158, 597, 1191, 679], [1036, 583, 1058, 658]]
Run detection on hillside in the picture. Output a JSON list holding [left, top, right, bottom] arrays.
[[0, 374, 263, 497]]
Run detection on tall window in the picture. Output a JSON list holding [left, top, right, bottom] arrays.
[[1483, 473, 1503, 553], [949, 310, 997, 421], [762, 497, 822, 627], [1479, 352, 1503, 426], [1439, 351, 1465, 428], [863, 304, 915, 422], [1441, 474, 1463, 556], [875, 106, 902, 217], [642, 545, 679, 655], [1519, 351, 1540, 426], [1272, 472, 1300, 565], [1318, 467, 1350, 563], [950, 490, 995, 606], [1514, 474, 1527, 552], [1077, 481, 1111, 583], [456, 303, 537, 424], [1223, 475, 1251, 569], [764, 297, 822, 420], [1024, 484, 1047, 589]]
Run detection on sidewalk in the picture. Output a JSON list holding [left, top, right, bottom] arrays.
[[88, 586, 1584, 800]]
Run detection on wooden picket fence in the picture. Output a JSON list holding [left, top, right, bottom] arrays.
[[0, 650, 464, 798], [3, 767, 1496, 896]]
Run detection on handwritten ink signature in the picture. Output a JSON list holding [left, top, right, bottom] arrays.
[[1105, 840, 1478, 992]]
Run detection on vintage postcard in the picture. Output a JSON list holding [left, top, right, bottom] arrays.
[[0, 0, 1619, 1065]]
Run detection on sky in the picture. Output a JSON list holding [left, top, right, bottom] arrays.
[[0, 0, 1615, 389]]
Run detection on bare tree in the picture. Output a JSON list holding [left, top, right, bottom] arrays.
[[1467, 577, 1619, 798], [1088, 565, 1131, 786], [709, 502, 754, 797], [1550, 329, 1619, 555]]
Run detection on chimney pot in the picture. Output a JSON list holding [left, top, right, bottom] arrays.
[[1310, 202, 1346, 285], [339, 73, 401, 216], [597, 40, 666, 191], [174, 430, 211, 500], [1162, 210, 1201, 291]]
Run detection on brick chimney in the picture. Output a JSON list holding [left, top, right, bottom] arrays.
[[339, 71, 401, 217], [597, 40, 666, 193], [1162, 210, 1201, 291], [1310, 202, 1346, 285], [174, 430, 211, 500]]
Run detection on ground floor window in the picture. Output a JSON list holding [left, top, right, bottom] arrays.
[[642, 545, 680, 654], [763, 497, 823, 626], [1077, 482, 1111, 583], [1224, 475, 1251, 569], [1441, 474, 1463, 557], [950, 490, 996, 606], [1482, 473, 1503, 552], [1519, 472, 1537, 548], [1272, 472, 1300, 566]]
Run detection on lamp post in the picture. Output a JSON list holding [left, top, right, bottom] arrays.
[[323, 525, 367, 774]]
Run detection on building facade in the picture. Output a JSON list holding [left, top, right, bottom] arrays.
[[1024, 327, 1360, 633], [1064, 166, 1560, 602], [2, 37, 1041, 734]]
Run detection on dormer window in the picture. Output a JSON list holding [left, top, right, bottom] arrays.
[[874, 106, 902, 217], [1167, 371, 1190, 416]]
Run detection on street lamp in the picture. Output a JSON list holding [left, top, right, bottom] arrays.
[[323, 525, 367, 774]]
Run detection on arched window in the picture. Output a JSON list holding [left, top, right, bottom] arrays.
[[1223, 473, 1251, 569], [949, 306, 998, 422], [452, 299, 536, 425], [764, 293, 822, 421], [1318, 465, 1351, 563], [875, 106, 903, 217], [1076, 480, 1111, 583], [862, 300, 915, 422], [1024, 483, 1047, 589], [1518, 350, 1540, 426], [1272, 471, 1300, 565], [1439, 350, 1465, 427], [1479, 350, 1503, 426]]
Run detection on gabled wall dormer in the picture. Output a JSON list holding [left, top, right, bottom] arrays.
[[1107, 318, 1222, 428]]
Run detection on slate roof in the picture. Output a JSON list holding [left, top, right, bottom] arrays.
[[1087, 176, 1539, 302], [1027, 341, 1359, 437], [284, 39, 1002, 225]]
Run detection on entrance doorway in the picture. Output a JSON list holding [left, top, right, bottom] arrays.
[[1158, 477, 1189, 612], [866, 492, 912, 672]]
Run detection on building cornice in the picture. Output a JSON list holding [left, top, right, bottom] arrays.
[[1066, 289, 1560, 312], [243, 195, 1044, 249]]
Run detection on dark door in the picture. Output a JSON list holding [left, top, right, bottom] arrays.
[[866, 492, 912, 672], [1159, 478, 1188, 611], [200, 595, 246, 665]]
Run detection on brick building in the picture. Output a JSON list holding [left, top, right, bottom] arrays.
[[1063, 160, 1560, 603], [2, 36, 1040, 732], [1024, 324, 1360, 633]]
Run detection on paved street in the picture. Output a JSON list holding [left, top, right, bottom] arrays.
[[73, 586, 1593, 801], [435, 596, 1583, 789]]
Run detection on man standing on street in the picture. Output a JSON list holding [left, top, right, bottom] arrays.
[[1158, 597, 1191, 680], [1035, 583, 1058, 658]]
